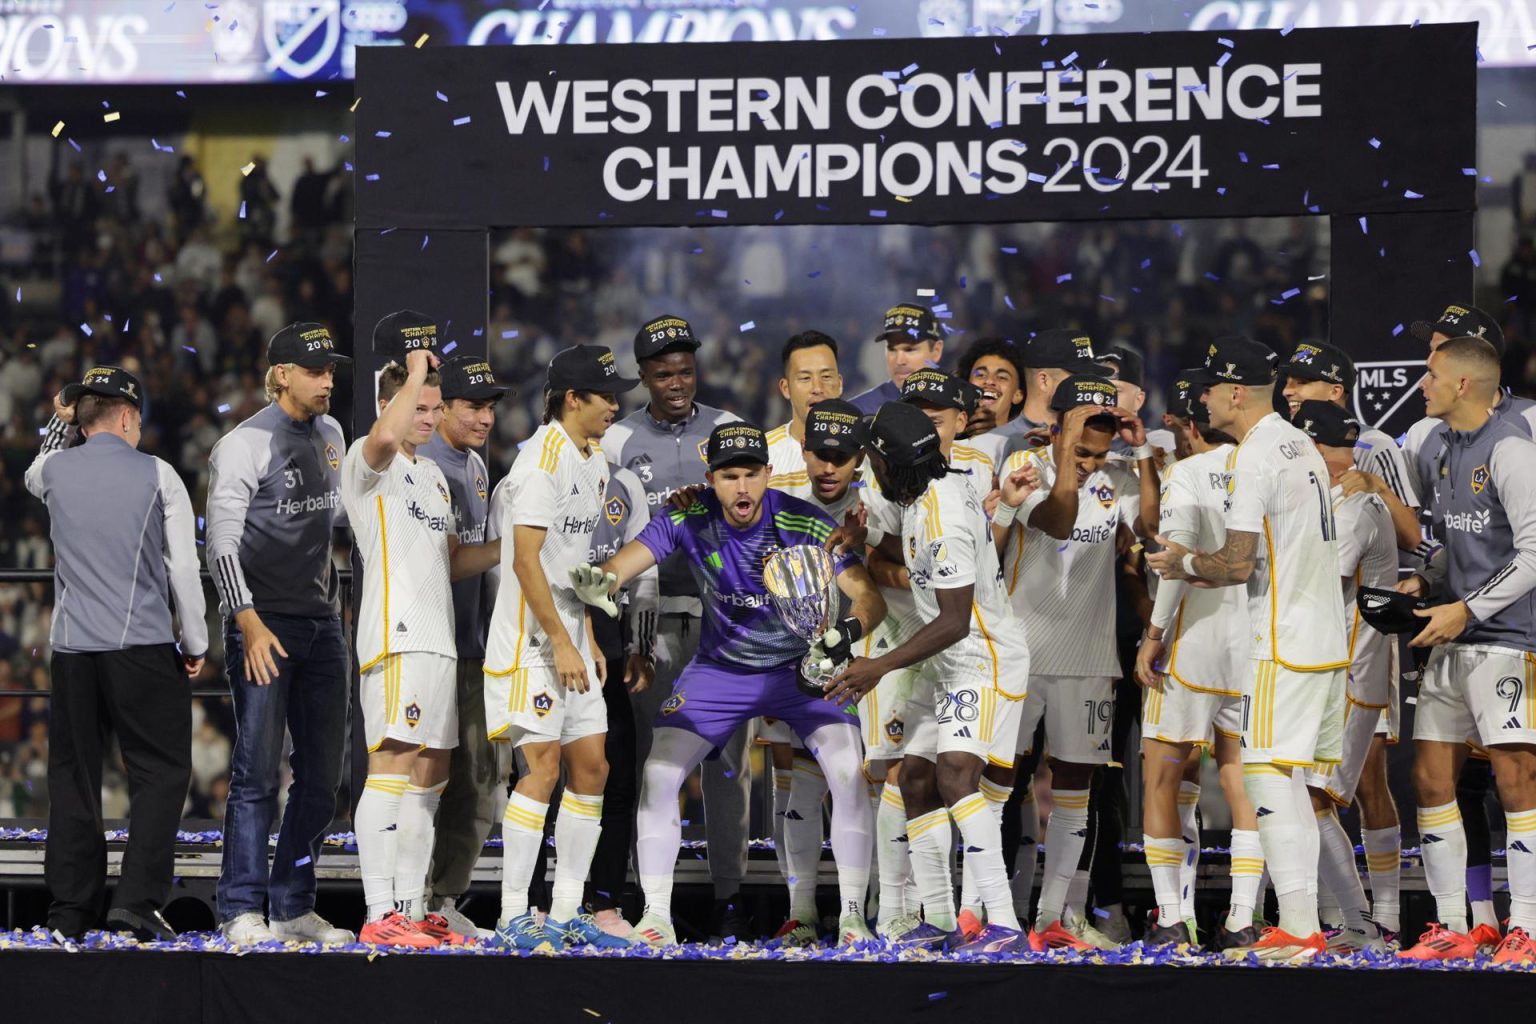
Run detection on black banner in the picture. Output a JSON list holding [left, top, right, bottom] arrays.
[[355, 24, 1475, 230]]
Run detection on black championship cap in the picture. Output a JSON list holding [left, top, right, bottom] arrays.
[[1409, 303, 1505, 355], [803, 399, 863, 455], [1100, 346, 1145, 388], [62, 365, 143, 409], [863, 400, 941, 467], [373, 309, 439, 362], [1024, 329, 1106, 374], [267, 322, 352, 368], [1187, 335, 1278, 387], [1167, 370, 1210, 424], [876, 303, 941, 344], [1280, 341, 1354, 388], [1049, 374, 1120, 413], [900, 368, 968, 411], [547, 344, 640, 395], [634, 315, 701, 361], [705, 422, 769, 470], [439, 355, 513, 402], [1292, 399, 1361, 448], [1356, 586, 1427, 636]]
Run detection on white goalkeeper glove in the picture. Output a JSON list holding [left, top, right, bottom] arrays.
[[568, 564, 619, 619]]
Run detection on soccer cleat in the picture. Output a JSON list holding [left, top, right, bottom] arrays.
[[633, 912, 678, 947], [1325, 925, 1385, 955], [837, 913, 878, 947], [772, 919, 820, 948], [1097, 905, 1133, 946], [551, 913, 633, 949], [591, 909, 633, 940], [1063, 911, 1123, 950], [428, 898, 491, 941], [1142, 910, 1193, 949], [269, 911, 355, 945], [955, 923, 1026, 954], [888, 921, 953, 948], [1027, 920, 1093, 952], [220, 912, 278, 946], [1397, 923, 1479, 961], [1224, 927, 1326, 961], [1493, 927, 1536, 965], [417, 912, 472, 946], [359, 911, 440, 949], [956, 909, 985, 944], [489, 912, 559, 952], [1216, 922, 1259, 952], [876, 912, 925, 942], [1470, 923, 1503, 950], [1183, 916, 1202, 947]]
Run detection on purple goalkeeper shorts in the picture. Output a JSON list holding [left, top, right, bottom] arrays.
[[655, 657, 858, 752]]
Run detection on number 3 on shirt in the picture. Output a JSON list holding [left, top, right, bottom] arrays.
[[1307, 470, 1336, 541]]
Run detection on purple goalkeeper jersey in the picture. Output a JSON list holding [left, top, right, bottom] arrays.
[[636, 488, 858, 670]]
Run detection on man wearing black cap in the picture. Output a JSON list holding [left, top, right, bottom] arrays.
[[997, 329, 1111, 460], [417, 355, 513, 938], [1134, 372, 1260, 951], [206, 323, 354, 946], [482, 344, 638, 951], [573, 421, 885, 948], [601, 314, 752, 937], [1290, 401, 1400, 954], [993, 374, 1159, 951], [25, 367, 207, 941], [1099, 345, 1176, 457], [827, 401, 1032, 953], [901, 368, 998, 486], [848, 303, 945, 415], [1147, 335, 1346, 961]]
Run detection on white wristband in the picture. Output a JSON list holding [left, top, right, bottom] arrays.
[[1132, 442, 1155, 461], [992, 500, 1020, 529], [1181, 552, 1199, 578]]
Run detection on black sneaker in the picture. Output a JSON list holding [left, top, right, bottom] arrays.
[[104, 908, 177, 942], [1217, 922, 1260, 951], [713, 894, 752, 942], [1143, 909, 1193, 948]]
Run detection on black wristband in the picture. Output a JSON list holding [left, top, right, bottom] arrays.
[[835, 616, 865, 646]]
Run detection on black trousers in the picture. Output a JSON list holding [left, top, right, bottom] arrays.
[[46, 645, 191, 936]]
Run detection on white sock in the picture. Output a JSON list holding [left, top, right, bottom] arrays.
[[866, 781, 883, 915], [1362, 825, 1401, 933], [1036, 789, 1090, 928], [550, 791, 604, 923], [1245, 767, 1319, 937], [772, 768, 793, 884], [356, 774, 408, 921], [1416, 801, 1468, 933], [635, 727, 713, 924], [1505, 808, 1536, 933], [394, 780, 446, 921], [1065, 869, 1091, 923], [1227, 828, 1265, 931], [1315, 806, 1369, 932], [876, 784, 911, 925], [1144, 834, 1184, 925], [1177, 782, 1201, 922], [907, 807, 957, 932], [1011, 785, 1040, 921], [1317, 885, 1344, 931], [806, 724, 873, 924], [499, 791, 549, 925], [785, 757, 828, 924], [953, 791, 1019, 931], [962, 779, 1010, 920]]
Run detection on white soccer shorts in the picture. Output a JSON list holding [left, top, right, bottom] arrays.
[[1240, 661, 1345, 768], [901, 663, 1023, 767], [362, 652, 458, 752], [859, 661, 923, 764], [1414, 642, 1536, 749], [486, 659, 608, 747], [1306, 695, 1384, 805], [1014, 675, 1115, 766], [1141, 676, 1243, 748]]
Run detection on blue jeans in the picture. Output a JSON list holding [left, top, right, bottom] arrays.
[[216, 613, 349, 922]]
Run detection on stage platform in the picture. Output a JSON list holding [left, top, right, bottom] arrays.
[[0, 929, 1530, 1024]]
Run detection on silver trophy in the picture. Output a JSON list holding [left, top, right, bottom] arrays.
[[763, 545, 844, 696]]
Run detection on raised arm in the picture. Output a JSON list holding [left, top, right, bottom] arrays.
[[363, 348, 436, 471]]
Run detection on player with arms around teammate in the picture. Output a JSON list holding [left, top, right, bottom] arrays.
[[207, 323, 355, 946], [483, 345, 640, 951], [573, 423, 886, 947], [1148, 336, 1348, 961], [1395, 338, 1536, 964], [342, 314, 501, 948]]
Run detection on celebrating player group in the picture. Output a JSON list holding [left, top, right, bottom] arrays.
[[47, 297, 1535, 965]]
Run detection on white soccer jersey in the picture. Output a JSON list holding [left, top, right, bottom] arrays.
[[1333, 487, 1398, 685], [1149, 445, 1248, 694], [903, 472, 1029, 698], [1354, 426, 1418, 509], [963, 431, 1009, 478], [862, 470, 925, 642], [1225, 413, 1348, 669], [950, 440, 996, 491], [484, 421, 609, 676], [342, 440, 456, 671], [1001, 445, 1143, 677], [766, 422, 808, 493]]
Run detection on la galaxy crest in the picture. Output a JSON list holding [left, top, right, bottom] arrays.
[[475, 474, 487, 501], [405, 703, 421, 729], [661, 692, 686, 715], [697, 440, 709, 464], [532, 692, 555, 718], [885, 716, 905, 745], [323, 442, 340, 470], [605, 493, 627, 525], [1089, 482, 1115, 509], [1471, 464, 1490, 495]]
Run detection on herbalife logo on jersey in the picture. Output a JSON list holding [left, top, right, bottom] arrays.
[[1444, 508, 1492, 534], [1352, 361, 1425, 436]]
